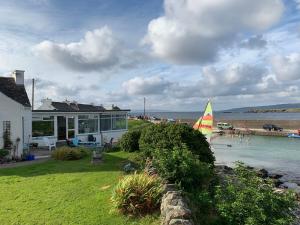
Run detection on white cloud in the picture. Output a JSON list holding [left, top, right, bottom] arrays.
[[271, 53, 300, 81], [34, 27, 144, 72], [144, 0, 284, 64], [122, 76, 171, 95]]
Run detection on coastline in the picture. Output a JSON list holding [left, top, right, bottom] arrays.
[[180, 119, 300, 130]]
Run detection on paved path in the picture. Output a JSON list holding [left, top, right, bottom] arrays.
[[0, 157, 50, 169]]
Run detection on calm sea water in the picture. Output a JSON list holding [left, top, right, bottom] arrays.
[[212, 135, 300, 182], [131, 112, 300, 120]]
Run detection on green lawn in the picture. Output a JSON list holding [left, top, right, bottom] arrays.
[[128, 119, 150, 130], [0, 151, 159, 225]]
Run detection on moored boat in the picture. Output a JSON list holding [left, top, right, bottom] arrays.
[[287, 133, 300, 138]]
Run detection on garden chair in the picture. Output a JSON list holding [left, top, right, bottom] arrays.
[[43, 137, 56, 151]]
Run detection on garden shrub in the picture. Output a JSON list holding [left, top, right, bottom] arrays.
[[215, 162, 297, 225], [51, 146, 89, 160], [119, 130, 141, 152], [152, 145, 213, 190], [139, 123, 214, 164], [0, 149, 9, 159], [111, 173, 163, 216]]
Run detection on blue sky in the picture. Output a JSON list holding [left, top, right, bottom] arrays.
[[1, 0, 300, 111]]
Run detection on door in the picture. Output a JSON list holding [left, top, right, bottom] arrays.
[[57, 116, 66, 140], [67, 116, 75, 139]]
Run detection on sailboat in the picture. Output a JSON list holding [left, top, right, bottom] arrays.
[[193, 100, 213, 143]]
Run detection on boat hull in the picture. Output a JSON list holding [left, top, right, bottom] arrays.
[[287, 133, 300, 138]]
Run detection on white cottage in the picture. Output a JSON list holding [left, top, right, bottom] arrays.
[[0, 70, 32, 156], [32, 99, 130, 146]]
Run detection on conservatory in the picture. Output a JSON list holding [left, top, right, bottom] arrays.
[[31, 99, 129, 146]]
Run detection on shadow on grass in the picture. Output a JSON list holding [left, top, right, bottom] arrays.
[[0, 152, 132, 177]]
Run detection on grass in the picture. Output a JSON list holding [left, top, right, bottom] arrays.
[[0, 151, 159, 225], [128, 119, 150, 130]]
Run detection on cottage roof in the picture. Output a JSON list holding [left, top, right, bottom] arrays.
[[34, 101, 129, 113], [0, 77, 31, 107]]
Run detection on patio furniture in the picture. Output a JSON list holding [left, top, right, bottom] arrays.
[[43, 137, 56, 151]]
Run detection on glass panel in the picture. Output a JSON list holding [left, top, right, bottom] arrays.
[[57, 116, 66, 140], [78, 119, 98, 134], [68, 117, 75, 129], [78, 115, 89, 120], [43, 116, 54, 121], [68, 130, 75, 139], [100, 118, 111, 131], [112, 116, 126, 130], [32, 121, 54, 137], [101, 114, 111, 119]]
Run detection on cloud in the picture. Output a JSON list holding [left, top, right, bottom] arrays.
[[143, 0, 284, 64], [295, 0, 300, 9], [34, 26, 144, 72], [122, 76, 171, 95], [119, 64, 269, 100], [240, 35, 267, 49], [271, 53, 300, 81]]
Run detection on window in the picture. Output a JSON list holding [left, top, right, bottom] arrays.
[[78, 115, 98, 134], [100, 114, 111, 131], [112, 114, 126, 130], [32, 116, 54, 137], [3, 121, 11, 148], [68, 117, 75, 138]]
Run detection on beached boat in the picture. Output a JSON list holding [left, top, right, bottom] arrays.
[[287, 133, 300, 138], [193, 100, 213, 142], [287, 129, 300, 138]]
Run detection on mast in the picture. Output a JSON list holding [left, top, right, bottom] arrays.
[[32, 78, 35, 110], [143, 97, 146, 119]]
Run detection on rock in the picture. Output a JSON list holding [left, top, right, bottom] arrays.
[[279, 182, 300, 198], [165, 206, 192, 224], [280, 182, 299, 189], [123, 163, 135, 173], [257, 168, 269, 178], [269, 173, 283, 179], [273, 179, 283, 188], [169, 219, 193, 225], [162, 184, 177, 194]]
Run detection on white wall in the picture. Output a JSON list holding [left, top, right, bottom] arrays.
[[0, 92, 31, 156]]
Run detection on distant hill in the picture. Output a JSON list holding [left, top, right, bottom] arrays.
[[223, 103, 300, 113]]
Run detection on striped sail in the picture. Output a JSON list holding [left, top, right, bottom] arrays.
[[193, 101, 213, 142]]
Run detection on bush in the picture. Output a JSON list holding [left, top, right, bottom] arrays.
[[139, 123, 214, 164], [152, 145, 213, 190], [111, 173, 163, 216], [215, 162, 297, 225], [119, 130, 141, 152], [51, 146, 89, 160], [0, 149, 9, 159]]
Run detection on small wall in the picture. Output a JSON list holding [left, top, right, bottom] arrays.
[[161, 190, 194, 225]]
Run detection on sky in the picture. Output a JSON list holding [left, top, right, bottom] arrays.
[[1, 0, 300, 111]]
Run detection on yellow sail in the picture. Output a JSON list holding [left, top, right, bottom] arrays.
[[193, 101, 213, 142]]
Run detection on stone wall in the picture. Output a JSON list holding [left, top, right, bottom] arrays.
[[160, 189, 194, 225], [144, 160, 194, 225]]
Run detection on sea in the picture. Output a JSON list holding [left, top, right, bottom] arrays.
[[212, 135, 300, 182], [130, 111, 300, 120]]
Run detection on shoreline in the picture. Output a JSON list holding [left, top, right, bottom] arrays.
[[180, 119, 300, 130]]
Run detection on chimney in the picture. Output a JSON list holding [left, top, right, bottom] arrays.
[[37, 98, 54, 110], [41, 98, 52, 105], [12, 70, 25, 85]]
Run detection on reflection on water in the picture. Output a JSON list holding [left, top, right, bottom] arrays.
[[212, 135, 300, 181]]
